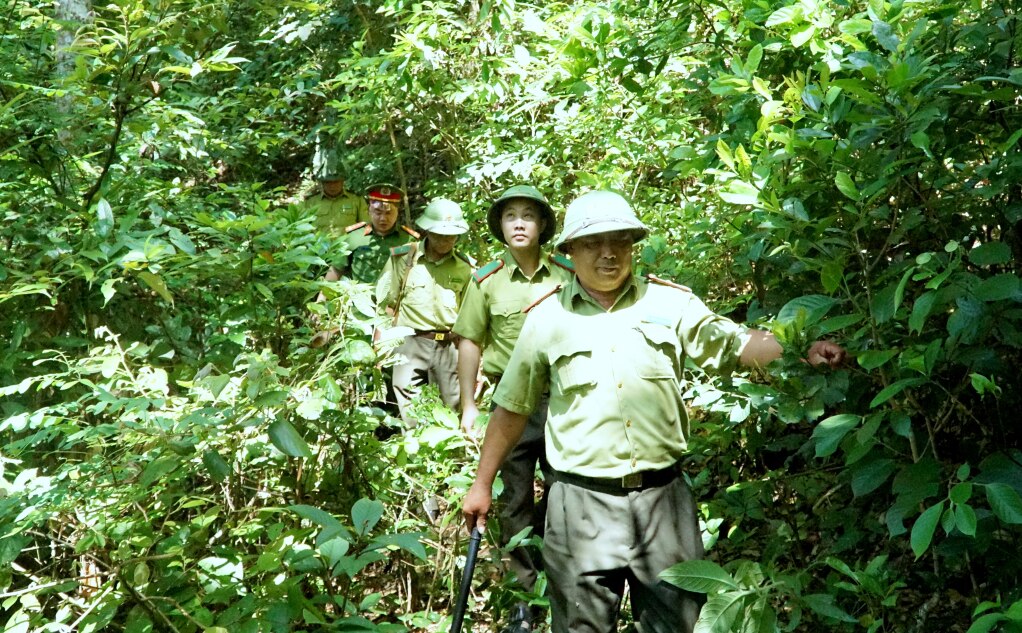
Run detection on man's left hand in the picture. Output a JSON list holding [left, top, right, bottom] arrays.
[[807, 340, 846, 368]]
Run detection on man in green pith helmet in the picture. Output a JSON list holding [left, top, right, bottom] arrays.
[[376, 198, 474, 422], [462, 190, 846, 633], [304, 163, 369, 237], [452, 184, 573, 633]]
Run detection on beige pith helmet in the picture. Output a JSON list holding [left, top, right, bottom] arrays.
[[416, 198, 469, 235], [554, 190, 649, 252]]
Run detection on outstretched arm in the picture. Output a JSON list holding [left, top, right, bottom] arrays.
[[739, 329, 846, 369]]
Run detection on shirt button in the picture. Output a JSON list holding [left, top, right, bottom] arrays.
[[626, 420, 632, 427], [631, 458, 637, 467], [617, 383, 623, 389]]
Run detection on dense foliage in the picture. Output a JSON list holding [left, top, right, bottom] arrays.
[[3, 0, 1022, 631]]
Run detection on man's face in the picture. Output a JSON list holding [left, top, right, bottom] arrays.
[[369, 199, 399, 235], [427, 232, 458, 257], [500, 200, 545, 248], [321, 178, 344, 197], [564, 230, 635, 295]]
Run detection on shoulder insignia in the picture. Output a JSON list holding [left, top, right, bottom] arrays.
[[646, 273, 691, 293], [473, 259, 504, 284], [550, 253, 575, 272], [456, 251, 477, 268], [390, 244, 413, 257], [345, 221, 368, 234], [523, 284, 563, 314], [401, 225, 421, 239]]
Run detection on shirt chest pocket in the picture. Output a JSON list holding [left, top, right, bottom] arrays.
[[491, 300, 525, 343], [634, 322, 680, 380], [549, 339, 597, 395]]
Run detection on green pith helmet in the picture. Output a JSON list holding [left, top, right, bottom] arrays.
[[554, 190, 649, 253], [416, 198, 469, 235], [487, 184, 557, 245]]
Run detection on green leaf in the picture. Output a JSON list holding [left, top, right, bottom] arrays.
[[966, 613, 1006, 633], [909, 291, 937, 334], [974, 274, 1020, 302], [950, 482, 973, 504], [985, 483, 1022, 524], [746, 44, 763, 72], [369, 533, 428, 561], [660, 559, 740, 593], [969, 242, 1012, 266], [911, 501, 944, 558], [719, 180, 761, 206], [268, 418, 312, 458], [872, 21, 900, 52], [320, 537, 351, 569], [766, 5, 801, 27], [870, 377, 925, 408], [777, 294, 837, 326], [803, 594, 858, 623], [0, 535, 31, 566], [851, 459, 897, 497], [351, 498, 385, 536], [140, 456, 180, 487], [138, 271, 175, 306], [201, 450, 231, 483], [96, 198, 114, 237], [694, 590, 746, 633], [812, 414, 861, 458], [857, 349, 898, 370], [955, 504, 977, 536], [835, 172, 859, 200]]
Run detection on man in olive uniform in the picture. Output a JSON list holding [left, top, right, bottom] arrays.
[[462, 191, 846, 633], [376, 198, 473, 422], [304, 167, 369, 237], [323, 184, 419, 285], [452, 185, 573, 632]]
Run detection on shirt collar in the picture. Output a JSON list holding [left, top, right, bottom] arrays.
[[567, 274, 640, 311], [501, 249, 551, 280]]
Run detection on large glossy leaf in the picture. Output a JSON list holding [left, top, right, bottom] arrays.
[[659, 559, 739, 593], [352, 498, 385, 536], [268, 418, 312, 458], [812, 414, 860, 458], [985, 484, 1022, 524], [694, 591, 747, 633], [803, 594, 857, 623], [911, 501, 945, 558]]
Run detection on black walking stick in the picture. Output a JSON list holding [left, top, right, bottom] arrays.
[[450, 527, 482, 633]]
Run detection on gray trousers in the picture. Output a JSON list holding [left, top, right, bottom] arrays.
[[392, 335, 460, 422], [496, 396, 549, 593], [543, 477, 704, 633]]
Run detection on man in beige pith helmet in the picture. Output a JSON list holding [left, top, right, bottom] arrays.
[[304, 162, 369, 237], [463, 190, 846, 633], [376, 198, 474, 423]]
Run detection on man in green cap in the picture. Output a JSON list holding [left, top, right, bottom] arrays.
[[304, 165, 369, 237], [462, 190, 846, 633], [452, 184, 573, 632], [376, 198, 474, 422]]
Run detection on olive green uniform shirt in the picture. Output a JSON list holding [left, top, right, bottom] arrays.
[[453, 250, 574, 377], [493, 275, 751, 479], [376, 241, 472, 331], [305, 192, 369, 237], [341, 224, 418, 284]]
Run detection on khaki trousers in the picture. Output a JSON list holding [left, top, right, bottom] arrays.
[[543, 477, 704, 633], [392, 335, 460, 422]]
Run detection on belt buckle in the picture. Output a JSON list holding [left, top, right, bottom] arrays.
[[434, 332, 446, 341], [622, 472, 642, 489]]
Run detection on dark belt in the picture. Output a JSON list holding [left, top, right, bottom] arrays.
[[414, 330, 452, 341], [548, 463, 680, 495]]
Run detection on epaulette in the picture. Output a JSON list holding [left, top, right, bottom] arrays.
[[473, 259, 504, 284], [345, 221, 368, 234], [646, 273, 691, 292], [390, 244, 413, 257], [456, 251, 477, 267], [401, 225, 421, 239], [522, 284, 562, 314], [551, 253, 575, 272]]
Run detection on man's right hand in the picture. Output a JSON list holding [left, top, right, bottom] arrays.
[[462, 480, 492, 534], [460, 402, 480, 435]]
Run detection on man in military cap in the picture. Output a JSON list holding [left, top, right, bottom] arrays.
[[304, 165, 369, 237], [452, 184, 573, 632], [376, 198, 474, 422], [462, 190, 846, 633], [321, 184, 419, 287]]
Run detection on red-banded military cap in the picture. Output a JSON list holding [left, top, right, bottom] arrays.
[[367, 183, 403, 203]]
